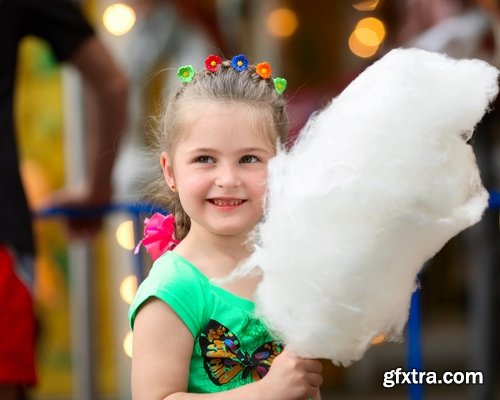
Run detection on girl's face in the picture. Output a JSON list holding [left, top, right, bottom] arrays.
[[161, 101, 276, 240]]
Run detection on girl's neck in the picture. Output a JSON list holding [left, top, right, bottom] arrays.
[[173, 226, 252, 278]]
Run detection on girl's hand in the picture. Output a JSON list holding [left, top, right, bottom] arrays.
[[257, 348, 323, 400]]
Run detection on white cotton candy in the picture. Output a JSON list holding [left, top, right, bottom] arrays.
[[241, 48, 499, 366]]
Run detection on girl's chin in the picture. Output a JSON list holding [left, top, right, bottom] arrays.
[[205, 222, 256, 238], [190, 214, 262, 238]]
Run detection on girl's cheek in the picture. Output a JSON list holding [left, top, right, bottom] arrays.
[[183, 173, 209, 189]]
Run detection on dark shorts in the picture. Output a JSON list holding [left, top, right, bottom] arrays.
[[0, 245, 36, 385]]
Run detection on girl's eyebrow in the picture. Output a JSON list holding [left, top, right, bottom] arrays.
[[239, 147, 273, 154], [187, 147, 272, 154], [186, 147, 217, 154]]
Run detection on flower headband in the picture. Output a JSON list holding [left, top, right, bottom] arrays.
[[177, 54, 287, 95]]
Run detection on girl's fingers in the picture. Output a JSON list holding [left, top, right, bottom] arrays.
[[302, 359, 323, 374], [306, 372, 323, 388], [305, 387, 322, 400], [311, 388, 322, 400]]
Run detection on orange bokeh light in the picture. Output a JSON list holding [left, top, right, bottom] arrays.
[[267, 8, 299, 38]]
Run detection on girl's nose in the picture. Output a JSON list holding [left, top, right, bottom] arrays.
[[214, 164, 241, 188]]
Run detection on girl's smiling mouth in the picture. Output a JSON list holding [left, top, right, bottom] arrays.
[[208, 198, 247, 207]]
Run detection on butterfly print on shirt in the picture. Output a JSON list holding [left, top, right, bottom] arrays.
[[199, 319, 283, 385]]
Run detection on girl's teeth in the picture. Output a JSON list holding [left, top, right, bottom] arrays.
[[213, 199, 242, 206]]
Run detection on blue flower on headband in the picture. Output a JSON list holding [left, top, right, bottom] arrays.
[[231, 54, 249, 72]]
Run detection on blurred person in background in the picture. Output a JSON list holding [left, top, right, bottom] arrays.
[[0, 0, 128, 399], [394, 0, 491, 59]]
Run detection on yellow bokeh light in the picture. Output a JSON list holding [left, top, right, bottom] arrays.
[[102, 3, 136, 36], [354, 27, 380, 47], [356, 17, 386, 43], [353, 0, 380, 11], [267, 8, 299, 38], [349, 17, 385, 59], [120, 275, 138, 305], [123, 330, 133, 358], [348, 31, 380, 58], [115, 220, 135, 250]]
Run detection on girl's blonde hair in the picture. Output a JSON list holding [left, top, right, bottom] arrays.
[[148, 58, 289, 240]]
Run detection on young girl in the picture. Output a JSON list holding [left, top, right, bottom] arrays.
[[129, 55, 323, 399]]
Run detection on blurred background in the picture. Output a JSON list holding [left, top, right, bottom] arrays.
[[14, 0, 499, 399]]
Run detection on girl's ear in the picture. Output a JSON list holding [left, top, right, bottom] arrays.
[[161, 151, 176, 191]]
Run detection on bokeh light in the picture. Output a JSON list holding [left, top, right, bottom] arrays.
[[352, 0, 381, 11], [267, 8, 299, 38], [123, 330, 133, 358], [119, 275, 138, 305], [102, 3, 136, 36], [115, 220, 135, 250], [348, 31, 379, 58], [349, 17, 385, 58], [354, 27, 380, 47], [371, 334, 385, 345], [356, 17, 386, 44]]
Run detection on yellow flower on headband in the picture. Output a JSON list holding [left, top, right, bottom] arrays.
[[256, 62, 272, 79]]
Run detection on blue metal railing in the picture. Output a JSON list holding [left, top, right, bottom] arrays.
[[488, 190, 500, 209], [37, 202, 166, 219]]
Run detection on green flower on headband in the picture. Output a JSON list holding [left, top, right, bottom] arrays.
[[177, 65, 195, 83], [273, 77, 287, 95], [231, 54, 248, 72]]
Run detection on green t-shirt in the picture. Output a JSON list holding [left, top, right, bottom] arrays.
[[129, 251, 283, 393]]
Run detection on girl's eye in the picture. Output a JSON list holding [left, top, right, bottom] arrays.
[[240, 155, 259, 163], [195, 156, 215, 163]]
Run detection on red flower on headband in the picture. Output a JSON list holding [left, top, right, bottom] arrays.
[[134, 213, 180, 261], [205, 54, 222, 72], [256, 62, 272, 79]]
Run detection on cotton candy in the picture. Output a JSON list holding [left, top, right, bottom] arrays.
[[237, 48, 499, 366]]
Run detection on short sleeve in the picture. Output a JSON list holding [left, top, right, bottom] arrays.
[[128, 253, 208, 338], [22, 0, 94, 62]]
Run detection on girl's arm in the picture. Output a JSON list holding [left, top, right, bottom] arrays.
[[131, 299, 323, 400], [131, 298, 192, 398]]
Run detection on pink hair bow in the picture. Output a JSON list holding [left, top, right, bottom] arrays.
[[134, 213, 180, 261]]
